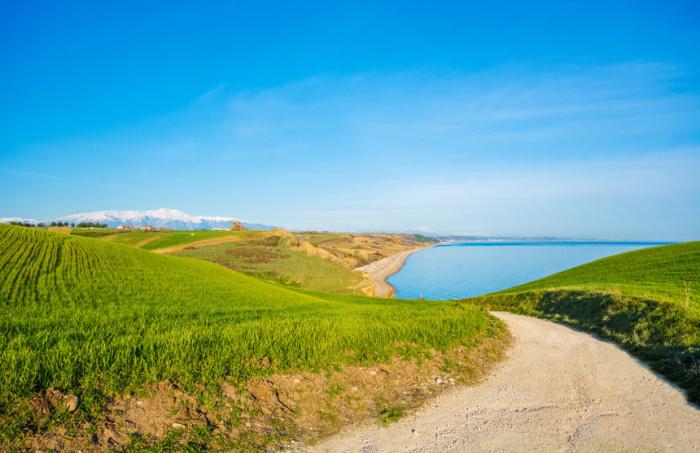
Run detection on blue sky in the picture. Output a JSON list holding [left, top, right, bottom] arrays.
[[1, 1, 699, 240]]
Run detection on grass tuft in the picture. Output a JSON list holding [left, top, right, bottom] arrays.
[[379, 406, 405, 425]]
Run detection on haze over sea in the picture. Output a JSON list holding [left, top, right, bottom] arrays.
[[389, 242, 667, 300]]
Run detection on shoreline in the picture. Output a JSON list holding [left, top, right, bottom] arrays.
[[356, 245, 432, 298]]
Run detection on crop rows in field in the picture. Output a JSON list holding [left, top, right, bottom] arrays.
[[0, 224, 501, 408]]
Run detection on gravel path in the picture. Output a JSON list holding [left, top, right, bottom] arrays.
[[311, 312, 700, 452]]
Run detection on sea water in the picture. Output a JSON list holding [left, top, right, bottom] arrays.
[[388, 242, 666, 300]]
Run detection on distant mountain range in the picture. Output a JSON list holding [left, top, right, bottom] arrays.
[[0, 208, 274, 231], [0, 217, 40, 225]]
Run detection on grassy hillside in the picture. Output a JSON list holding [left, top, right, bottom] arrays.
[[475, 241, 700, 402], [76, 228, 430, 295], [72, 229, 373, 294], [175, 238, 367, 294], [0, 225, 505, 450], [71, 228, 250, 250], [502, 242, 700, 307]]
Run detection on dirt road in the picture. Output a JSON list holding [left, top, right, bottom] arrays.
[[312, 312, 700, 452]]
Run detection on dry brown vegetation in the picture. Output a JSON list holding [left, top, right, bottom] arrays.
[[47, 226, 72, 235], [298, 232, 432, 268]]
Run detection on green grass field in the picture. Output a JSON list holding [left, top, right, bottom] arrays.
[[71, 228, 251, 250], [75, 229, 371, 293], [68, 228, 114, 238], [76, 228, 423, 295], [4, 224, 698, 447], [474, 241, 700, 402], [502, 242, 700, 307], [174, 236, 367, 293], [0, 224, 504, 449]]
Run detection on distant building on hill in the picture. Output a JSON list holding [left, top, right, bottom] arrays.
[[230, 220, 247, 231]]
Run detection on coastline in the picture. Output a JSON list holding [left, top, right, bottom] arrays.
[[356, 245, 432, 298]]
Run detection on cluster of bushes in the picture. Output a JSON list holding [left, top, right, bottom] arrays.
[[6, 221, 108, 229], [7, 222, 39, 228], [75, 222, 108, 228]]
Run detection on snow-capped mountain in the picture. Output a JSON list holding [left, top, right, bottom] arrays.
[[54, 208, 273, 230], [0, 217, 39, 225]]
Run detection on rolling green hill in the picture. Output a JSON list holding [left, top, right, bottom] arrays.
[[175, 240, 368, 294], [502, 242, 700, 307], [69, 229, 374, 294], [70, 228, 429, 295], [0, 224, 505, 449], [70, 228, 251, 250], [475, 241, 700, 402]]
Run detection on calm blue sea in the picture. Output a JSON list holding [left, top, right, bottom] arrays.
[[388, 242, 667, 300]]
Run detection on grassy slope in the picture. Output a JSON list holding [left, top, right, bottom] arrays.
[[71, 229, 251, 250], [0, 225, 503, 446], [80, 229, 404, 294], [80, 229, 424, 295], [73, 229, 371, 294], [475, 241, 700, 402], [502, 242, 700, 308], [174, 238, 366, 294], [68, 228, 114, 238]]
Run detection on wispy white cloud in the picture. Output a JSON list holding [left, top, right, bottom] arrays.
[[3, 63, 699, 238], [182, 63, 698, 176]]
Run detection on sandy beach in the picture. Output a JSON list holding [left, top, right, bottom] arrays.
[[356, 245, 432, 297]]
